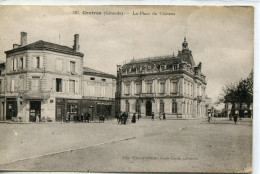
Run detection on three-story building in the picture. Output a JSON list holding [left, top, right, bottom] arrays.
[[116, 38, 207, 119]]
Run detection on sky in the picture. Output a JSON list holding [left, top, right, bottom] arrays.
[[0, 5, 254, 103]]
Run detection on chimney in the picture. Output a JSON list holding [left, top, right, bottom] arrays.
[[20, 32, 27, 46], [73, 34, 80, 52]]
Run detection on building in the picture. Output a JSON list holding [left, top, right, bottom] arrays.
[[224, 94, 253, 118], [0, 32, 116, 122], [116, 38, 207, 119], [82, 67, 116, 120]]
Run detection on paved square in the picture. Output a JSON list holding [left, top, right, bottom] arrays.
[[0, 118, 252, 172]]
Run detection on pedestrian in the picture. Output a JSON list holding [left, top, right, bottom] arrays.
[[138, 113, 141, 120], [87, 112, 91, 123], [67, 112, 70, 123], [152, 112, 154, 121], [81, 113, 84, 122], [234, 114, 238, 124], [131, 113, 136, 123], [163, 112, 166, 121], [159, 113, 161, 120]]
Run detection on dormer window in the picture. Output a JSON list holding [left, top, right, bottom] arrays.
[[173, 63, 178, 70], [160, 65, 165, 71]]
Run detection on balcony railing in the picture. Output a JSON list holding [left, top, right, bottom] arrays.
[[139, 93, 155, 98]]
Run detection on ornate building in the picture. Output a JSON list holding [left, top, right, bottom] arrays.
[[116, 38, 207, 119]]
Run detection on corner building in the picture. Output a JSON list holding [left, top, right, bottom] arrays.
[[116, 38, 207, 119], [3, 32, 83, 122]]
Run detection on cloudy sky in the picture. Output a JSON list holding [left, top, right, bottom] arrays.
[[0, 6, 254, 102]]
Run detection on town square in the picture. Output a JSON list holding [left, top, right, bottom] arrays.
[[0, 5, 254, 173]]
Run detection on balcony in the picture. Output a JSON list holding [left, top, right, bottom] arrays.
[[139, 93, 155, 98]]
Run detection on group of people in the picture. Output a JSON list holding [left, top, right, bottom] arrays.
[[66, 112, 92, 123], [116, 112, 142, 125]]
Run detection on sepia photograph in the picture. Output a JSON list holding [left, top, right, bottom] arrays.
[[0, 5, 254, 173]]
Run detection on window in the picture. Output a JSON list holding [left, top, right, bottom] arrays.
[[101, 85, 106, 97], [70, 61, 75, 73], [172, 82, 178, 93], [173, 63, 178, 70], [135, 101, 140, 113], [11, 78, 15, 92], [102, 79, 106, 81], [146, 81, 153, 93], [172, 102, 177, 113], [36, 57, 40, 68], [20, 57, 24, 69], [56, 78, 62, 92], [56, 59, 63, 71], [69, 80, 75, 93], [160, 65, 165, 71], [125, 83, 130, 94], [90, 77, 95, 80], [159, 81, 165, 93], [89, 85, 95, 96], [159, 100, 164, 113], [135, 83, 141, 94], [125, 100, 130, 113], [31, 77, 40, 91]]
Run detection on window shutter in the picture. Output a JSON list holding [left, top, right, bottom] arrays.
[[67, 61, 70, 72], [53, 78, 56, 92], [14, 59, 17, 71], [62, 79, 65, 93], [75, 80, 79, 94], [29, 79, 31, 90], [67, 80, 70, 93], [33, 57, 36, 69], [23, 56, 26, 69], [40, 56, 43, 69]]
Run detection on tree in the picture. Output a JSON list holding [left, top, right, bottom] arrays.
[[219, 70, 253, 119]]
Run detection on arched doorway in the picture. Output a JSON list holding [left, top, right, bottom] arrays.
[[146, 101, 152, 116]]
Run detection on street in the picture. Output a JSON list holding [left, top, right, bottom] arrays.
[[0, 118, 252, 172]]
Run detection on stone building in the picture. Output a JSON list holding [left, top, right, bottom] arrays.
[[0, 32, 116, 122], [116, 38, 207, 119], [82, 67, 116, 121]]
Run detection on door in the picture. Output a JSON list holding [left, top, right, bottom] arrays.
[[6, 100, 17, 120], [30, 101, 41, 122], [146, 101, 152, 116], [56, 105, 63, 122]]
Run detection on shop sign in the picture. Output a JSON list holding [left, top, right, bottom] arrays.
[[97, 102, 111, 105], [68, 100, 78, 103]]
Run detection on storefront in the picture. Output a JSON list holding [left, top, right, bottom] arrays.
[[56, 98, 80, 122], [6, 98, 17, 120], [81, 99, 115, 121]]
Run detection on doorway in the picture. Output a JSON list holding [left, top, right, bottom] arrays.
[[146, 101, 152, 116], [30, 101, 41, 122]]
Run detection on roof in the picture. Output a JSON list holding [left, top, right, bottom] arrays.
[[126, 55, 176, 64], [83, 66, 116, 79], [5, 40, 84, 57]]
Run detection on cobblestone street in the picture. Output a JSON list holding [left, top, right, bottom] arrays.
[[0, 118, 252, 172]]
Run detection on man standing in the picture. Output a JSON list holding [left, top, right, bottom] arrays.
[[163, 112, 166, 121], [152, 112, 154, 121]]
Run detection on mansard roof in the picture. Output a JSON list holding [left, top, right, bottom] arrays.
[[83, 66, 116, 79], [5, 40, 84, 57]]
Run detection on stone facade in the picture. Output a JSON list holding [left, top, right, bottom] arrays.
[[116, 38, 207, 119], [0, 32, 116, 122]]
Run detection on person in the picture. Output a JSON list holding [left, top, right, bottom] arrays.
[[116, 113, 120, 123], [234, 114, 238, 124], [131, 113, 136, 123], [159, 113, 161, 120], [152, 112, 154, 121], [81, 113, 84, 122], [138, 113, 141, 120], [208, 113, 211, 122], [87, 112, 91, 123], [163, 112, 166, 121], [67, 112, 70, 123]]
